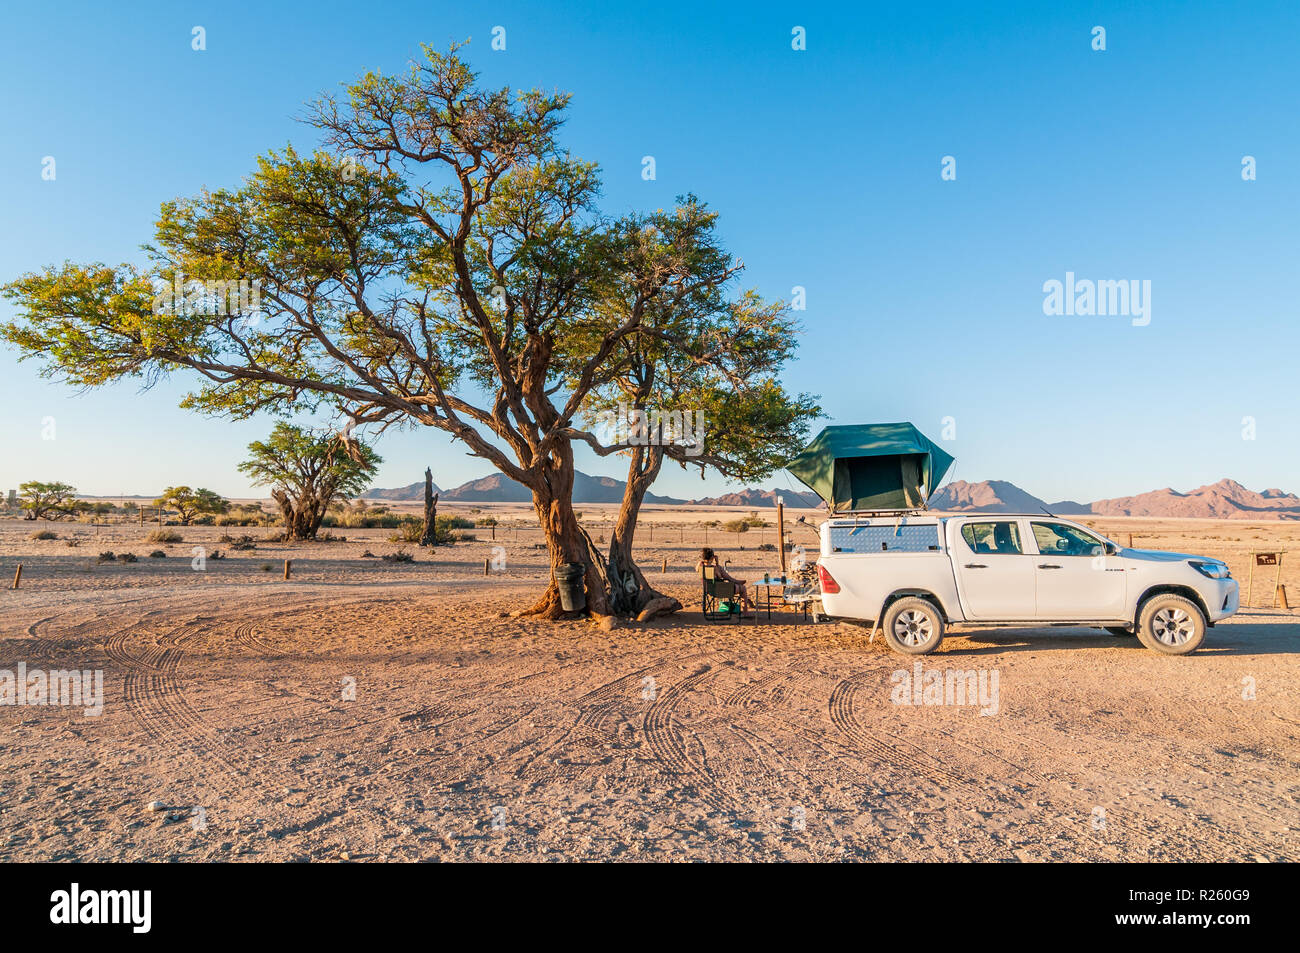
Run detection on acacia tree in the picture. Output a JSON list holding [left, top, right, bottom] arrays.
[[0, 45, 812, 618], [238, 423, 380, 539], [155, 486, 228, 525], [18, 481, 82, 520], [568, 202, 819, 616]]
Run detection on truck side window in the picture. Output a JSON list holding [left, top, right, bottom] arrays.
[[1031, 522, 1103, 557], [960, 521, 1022, 555]]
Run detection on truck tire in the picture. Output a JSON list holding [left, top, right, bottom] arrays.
[[1104, 626, 1135, 637], [1136, 594, 1206, 655], [882, 597, 945, 655]]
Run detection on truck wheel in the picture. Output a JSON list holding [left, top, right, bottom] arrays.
[[1104, 626, 1135, 637], [882, 597, 945, 655], [1136, 595, 1206, 655]]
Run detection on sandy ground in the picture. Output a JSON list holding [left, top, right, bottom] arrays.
[[0, 509, 1297, 862]]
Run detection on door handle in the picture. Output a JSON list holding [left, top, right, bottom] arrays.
[[964, 563, 987, 569], [1037, 563, 1062, 569]]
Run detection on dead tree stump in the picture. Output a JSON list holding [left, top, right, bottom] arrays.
[[418, 468, 439, 548]]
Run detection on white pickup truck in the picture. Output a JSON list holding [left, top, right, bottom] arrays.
[[814, 513, 1239, 656]]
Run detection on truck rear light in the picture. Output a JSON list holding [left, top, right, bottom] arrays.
[[817, 564, 840, 594]]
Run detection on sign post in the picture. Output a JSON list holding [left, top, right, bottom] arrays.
[[1246, 552, 1285, 608], [777, 496, 787, 575]]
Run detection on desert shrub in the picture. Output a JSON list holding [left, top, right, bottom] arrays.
[[389, 519, 423, 543], [434, 515, 473, 542], [723, 519, 750, 534], [117, 552, 138, 563], [387, 516, 471, 544], [145, 530, 182, 543], [28, 530, 58, 540], [360, 550, 377, 558], [381, 550, 414, 563], [228, 536, 256, 551], [96, 551, 116, 563], [744, 515, 768, 527], [65, 538, 81, 548], [757, 542, 776, 551], [259, 563, 273, 572], [476, 517, 498, 527], [315, 532, 346, 542], [149, 550, 166, 558], [209, 549, 225, 560], [324, 508, 402, 529]]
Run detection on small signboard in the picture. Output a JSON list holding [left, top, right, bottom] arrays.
[[1246, 551, 1286, 609]]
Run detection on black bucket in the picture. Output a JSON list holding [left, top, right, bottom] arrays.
[[555, 562, 587, 613]]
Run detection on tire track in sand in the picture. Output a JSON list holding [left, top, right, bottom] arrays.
[[828, 675, 973, 787], [641, 663, 734, 813]]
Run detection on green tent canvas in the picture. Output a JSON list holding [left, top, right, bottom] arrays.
[[785, 423, 955, 513]]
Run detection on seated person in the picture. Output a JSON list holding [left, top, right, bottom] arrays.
[[696, 547, 755, 614]]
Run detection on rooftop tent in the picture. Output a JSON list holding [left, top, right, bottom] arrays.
[[785, 423, 955, 513]]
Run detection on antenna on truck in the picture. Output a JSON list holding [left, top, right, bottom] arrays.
[[1039, 505, 1056, 518]]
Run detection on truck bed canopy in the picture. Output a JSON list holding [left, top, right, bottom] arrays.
[[785, 423, 955, 513]]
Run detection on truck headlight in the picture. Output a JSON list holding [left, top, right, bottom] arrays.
[[1189, 560, 1230, 579]]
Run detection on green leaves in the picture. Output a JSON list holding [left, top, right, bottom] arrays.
[[154, 486, 229, 524], [573, 197, 821, 484], [18, 481, 80, 521], [238, 422, 381, 502]]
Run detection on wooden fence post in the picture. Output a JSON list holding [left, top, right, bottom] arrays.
[[11, 564, 22, 590], [284, 559, 292, 580]]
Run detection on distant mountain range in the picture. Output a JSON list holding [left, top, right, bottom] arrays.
[[930, 478, 1300, 520], [365, 471, 686, 505], [688, 487, 822, 508], [365, 480, 442, 501], [363, 473, 1300, 518]]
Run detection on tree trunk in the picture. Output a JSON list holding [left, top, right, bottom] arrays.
[[606, 445, 682, 619], [419, 469, 438, 547], [272, 488, 322, 540], [518, 453, 612, 620]]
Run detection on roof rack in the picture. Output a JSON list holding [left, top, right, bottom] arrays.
[[829, 508, 929, 518]]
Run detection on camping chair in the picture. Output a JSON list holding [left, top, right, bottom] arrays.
[[701, 565, 742, 622]]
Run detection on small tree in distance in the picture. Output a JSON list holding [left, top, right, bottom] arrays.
[[155, 486, 228, 525], [238, 423, 381, 540], [19, 481, 82, 521]]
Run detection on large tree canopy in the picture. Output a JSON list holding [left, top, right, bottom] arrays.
[[0, 44, 817, 617]]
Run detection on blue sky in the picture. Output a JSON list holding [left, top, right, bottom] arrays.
[[1, 0, 1296, 502]]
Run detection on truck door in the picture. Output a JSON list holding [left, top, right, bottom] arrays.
[[953, 519, 1037, 619], [1028, 521, 1127, 619]]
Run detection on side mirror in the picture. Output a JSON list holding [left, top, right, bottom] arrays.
[[1104, 542, 1119, 556]]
